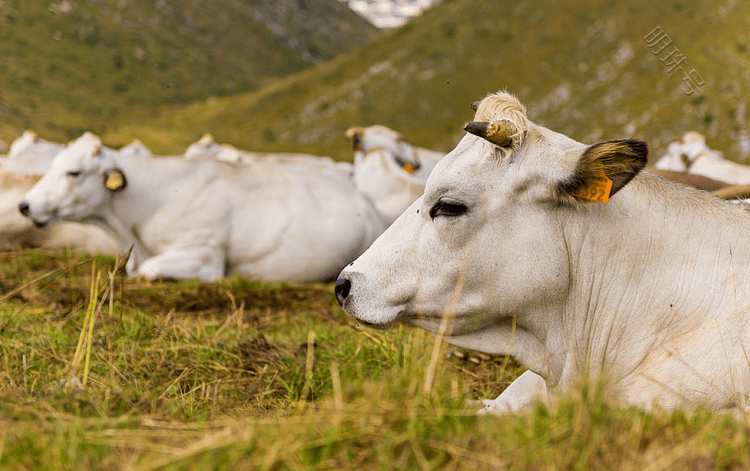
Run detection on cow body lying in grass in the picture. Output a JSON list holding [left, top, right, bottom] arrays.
[[654, 131, 750, 185], [1, 131, 64, 175], [20, 132, 389, 282], [184, 133, 354, 182], [336, 91, 750, 414]]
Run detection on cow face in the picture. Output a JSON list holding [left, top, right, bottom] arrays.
[[19, 132, 124, 227], [653, 131, 722, 172], [336, 92, 647, 340], [347, 125, 430, 220], [347, 125, 422, 174]]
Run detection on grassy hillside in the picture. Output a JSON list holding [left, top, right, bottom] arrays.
[[0, 0, 377, 144], [2, 250, 750, 470], [104, 0, 750, 163]]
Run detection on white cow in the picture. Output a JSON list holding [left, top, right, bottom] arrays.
[[118, 139, 152, 158], [20, 132, 389, 282], [346, 125, 444, 221], [0, 172, 120, 252], [185, 133, 353, 182], [653, 131, 750, 185], [0, 131, 127, 253], [1, 131, 65, 174], [336, 91, 750, 415]]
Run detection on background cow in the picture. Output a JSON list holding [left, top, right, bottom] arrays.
[[653, 131, 750, 185], [1, 131, 64, 175], [20, 132, 390, 282], [346, 125, 444, 221], [185, 133, 354, 182]]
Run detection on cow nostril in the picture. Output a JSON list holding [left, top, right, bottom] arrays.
[[18, 202, 30, 217], [334, 278, 351, 306]]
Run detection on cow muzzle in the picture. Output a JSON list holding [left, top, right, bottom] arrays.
[[19, 201, 50, 227], [334, 272, 404, 329], [334, 278, 351, 307]]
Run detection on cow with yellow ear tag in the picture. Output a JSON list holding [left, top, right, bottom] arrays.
[[337, 90, 750, 415], [346, 124, 444, 221], [20, 132, 390, 282]]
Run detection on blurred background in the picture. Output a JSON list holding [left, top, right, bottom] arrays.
[[0, 0, 747, 163]]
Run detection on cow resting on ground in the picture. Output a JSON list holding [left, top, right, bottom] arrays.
[[346, 125, 444, 221], [336, 91, 750, 414], [20, 132, 390, 282], [1, 131, 64, 175], [654, 131, 750, 185], [185, 133, 353, 182]]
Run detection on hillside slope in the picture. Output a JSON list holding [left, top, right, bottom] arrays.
[[105, 0, 750, 163], [0, 0, 377, 143]]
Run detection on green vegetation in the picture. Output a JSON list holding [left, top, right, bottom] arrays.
[[0, 0, 376, 144], [1, 249, 750, 470], [3, 1, 750, 467], [103, 0, 750, 164]]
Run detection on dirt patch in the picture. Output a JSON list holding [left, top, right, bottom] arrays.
[[0, 249, 342, 325]]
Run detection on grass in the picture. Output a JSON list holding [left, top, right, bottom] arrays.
[[0, 249, 749, 469]]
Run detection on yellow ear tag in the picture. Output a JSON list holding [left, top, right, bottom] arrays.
[[403, 163, 414, 174], [105, 171, 124, 191], [571, 171, 613, 203]]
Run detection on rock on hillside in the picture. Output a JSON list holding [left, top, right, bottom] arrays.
[[341, 0, 442, 29]]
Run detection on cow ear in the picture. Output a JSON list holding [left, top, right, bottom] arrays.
[[103, 168, 127, 192], [345, 127, 365, 151], [558, 139, 648, 203]]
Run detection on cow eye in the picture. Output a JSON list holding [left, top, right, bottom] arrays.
[[429, 198, 468, 219], [67, 170, 82, 177]]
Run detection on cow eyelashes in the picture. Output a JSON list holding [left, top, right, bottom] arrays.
[[67, 170, 82, 177], [429, 198, 468, 219]]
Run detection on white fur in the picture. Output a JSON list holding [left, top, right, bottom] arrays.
[[339, 95, 750, 414], [348, 125, 444, 221], [654, 131, 750, 185]]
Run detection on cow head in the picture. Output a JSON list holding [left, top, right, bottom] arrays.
[[347, 125, 437, 220], [336, 92, 647, 344], [346, 125, 422, 174], [652, 131, 723, 172], [19, 132, 126, 227]]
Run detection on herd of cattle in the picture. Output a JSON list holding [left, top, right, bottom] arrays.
[[3, 125, 442, 282], [3, 121, 750, 282], [8, 94, 750, 415]]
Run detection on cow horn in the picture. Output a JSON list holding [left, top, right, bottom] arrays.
[[463, 119, 518, 147], [470, 101, 481, 111]]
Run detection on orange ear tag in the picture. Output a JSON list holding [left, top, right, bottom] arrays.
[[571, 171, 613, 203], [403, 164, 414, 174]]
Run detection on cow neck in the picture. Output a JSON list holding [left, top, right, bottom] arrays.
[[556, 172, 750, 386], [101, 154, 196, 247]]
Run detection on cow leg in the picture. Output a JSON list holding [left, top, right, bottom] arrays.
[[477, 370, 549, 415], [135, 248, 225, 282]]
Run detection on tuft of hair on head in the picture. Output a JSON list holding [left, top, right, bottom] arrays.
[[472, 91, 530, 148]]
